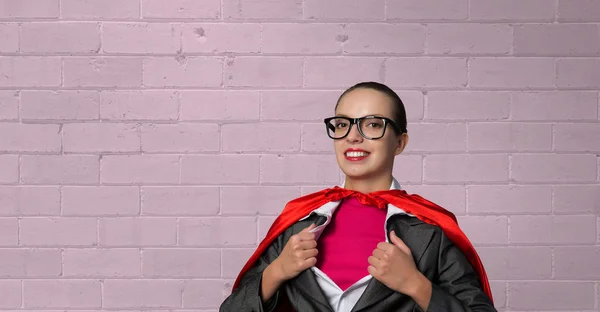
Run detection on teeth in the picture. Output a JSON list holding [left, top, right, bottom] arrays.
[[346, 151, 369, 157]]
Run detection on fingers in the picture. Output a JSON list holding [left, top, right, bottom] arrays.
[[372, 248, 385, 260], [301, 223, 316, 233]]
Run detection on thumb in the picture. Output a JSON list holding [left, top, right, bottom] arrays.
[[302, 223, 317, 232], [390, 231, 410, 254]]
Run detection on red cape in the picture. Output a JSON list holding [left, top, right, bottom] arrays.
[[232, 187, 493, 304]]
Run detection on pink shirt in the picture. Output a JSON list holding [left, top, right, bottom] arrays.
[[315, 196, 387, 291]]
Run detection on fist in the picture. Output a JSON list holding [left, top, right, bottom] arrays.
[[274, 223, 319, 281], [367, 230, 420, 294]]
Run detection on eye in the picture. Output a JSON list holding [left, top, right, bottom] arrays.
[[366, 122, 382, 128], [335, 122, 348, 129]]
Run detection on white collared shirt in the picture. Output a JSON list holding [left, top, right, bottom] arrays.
[[299, 178, 413, 312]]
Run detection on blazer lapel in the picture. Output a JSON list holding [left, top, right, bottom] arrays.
[[351, 215, 434, 312], [289, 218, 334, 311]]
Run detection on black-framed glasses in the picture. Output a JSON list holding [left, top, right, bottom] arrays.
[[323, 116, 402, 140]]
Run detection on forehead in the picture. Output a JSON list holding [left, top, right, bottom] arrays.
[[335, 88, 394, 118]]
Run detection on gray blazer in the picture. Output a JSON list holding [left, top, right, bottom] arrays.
[[220, 213, 497, 312]]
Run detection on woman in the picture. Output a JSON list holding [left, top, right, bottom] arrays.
[[220, 82, 497, 312]]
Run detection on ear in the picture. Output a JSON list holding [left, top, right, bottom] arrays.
[[394, 133, 409, 156]]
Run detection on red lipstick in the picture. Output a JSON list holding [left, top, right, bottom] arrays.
[[344, 148, 370, 161]]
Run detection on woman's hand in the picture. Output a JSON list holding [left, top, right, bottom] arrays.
[[272, 223, 319, 281]]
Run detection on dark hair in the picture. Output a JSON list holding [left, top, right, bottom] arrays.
[[334, 82, 408, 134]]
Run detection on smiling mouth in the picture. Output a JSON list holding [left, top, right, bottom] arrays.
[[344, 151, 370, 160]]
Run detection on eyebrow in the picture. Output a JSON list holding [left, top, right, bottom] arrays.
[[334, 114, 387, 118]]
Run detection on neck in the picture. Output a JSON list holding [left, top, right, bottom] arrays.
[[343, 174, 393, 194]]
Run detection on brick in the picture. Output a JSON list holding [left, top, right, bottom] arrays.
[[182, 280, 230, 308], [305, 57, 383, 88], [0, 280, 20, 308], [470, 0, 555, 21], [0, 57, 61, 87], [468, 185, 551, 215], [21, 22, 99, 53], [344, 23, 425, 54], [0, 249, 61, 277], [141, 187, 219, 216], [20, 155, 99, 184], [426, 91, 510, 120], [424, 154, 508, 183], [0, 123, 61, 153], [100, 155, 179, 184], [20, 217, 96, 246], [142, 124, 219, 153], [469, 58, 555, 88], [259, 216, 277, 240], [261, 91, 338, 121], [103, 23, 180, 54], [555, 247, 600, 279], [0, 155, 18, 183], [63, 249, 140, 277], [397, 91, 425, 121], [477, 247, 551, 279], [182, 23, 260, 53], [21, 91, 100, 121], [99, 217, 176, 246], [24, 280, 101, 308], [0, 23, 18, 52], [222, 123, 300, 152], [222, 248, 254, 278], [61, 0, 140, 18], [102, 280, 183, 308], [468, 123, 551, 151], [64, 57, 142, 87], [427, 24, 511, 55], [406, 123, 466, 152], [179, 217, 257, 246], [508, 282, 595, 310], [386, 0, 468, 20], [225, 57, 302, 87], [260, 155, 340, 184], [100, 91, 178, 121], [143, 57, 223, 87], [62, 186, 140, 216], [0, 186, 60, 216], [221, 186, 300, 215], [63, 123, 141, 153], [304, 0, 384, 20], [386, 58, 467, 87], [302, 123, 333, 153], [142, 249, 220, 277], [558, 0, 600, 21], [555, 123, 600, 152], [180, 90, 259, 121], [0, 218, 17, 245], [404, 185, 466, 215], [556, 58, 600, 88], [510, 215, 597, 244], [0, 91, 18, 120], [181, 155, 259, 184], [511, 154, 597, 182], [515, 24, 600, 56], [0, 0, 59, 18], [554, 185, 600, 214], [456, 216, 508, 245], [142, 0, 220, 19], [391, 155, 423, 184], [262, 24, 342, 54], [223, 0, 301, 19], [489, 282, 506, 308], [511, 91, 599, 121]]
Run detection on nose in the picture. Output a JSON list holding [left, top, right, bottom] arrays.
[[345, 123, 363, 143]]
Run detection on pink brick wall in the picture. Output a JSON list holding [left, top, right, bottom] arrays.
[[0, 0, 599, 311]]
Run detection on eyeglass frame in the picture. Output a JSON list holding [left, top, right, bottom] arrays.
[[323, 115, 404, 140]]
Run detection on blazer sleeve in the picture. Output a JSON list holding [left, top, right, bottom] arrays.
[[219, 234, 284, 312], [423, 229, 498, 312]]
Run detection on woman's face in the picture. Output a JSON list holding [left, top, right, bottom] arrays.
[[333, 88, 408, 181]]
